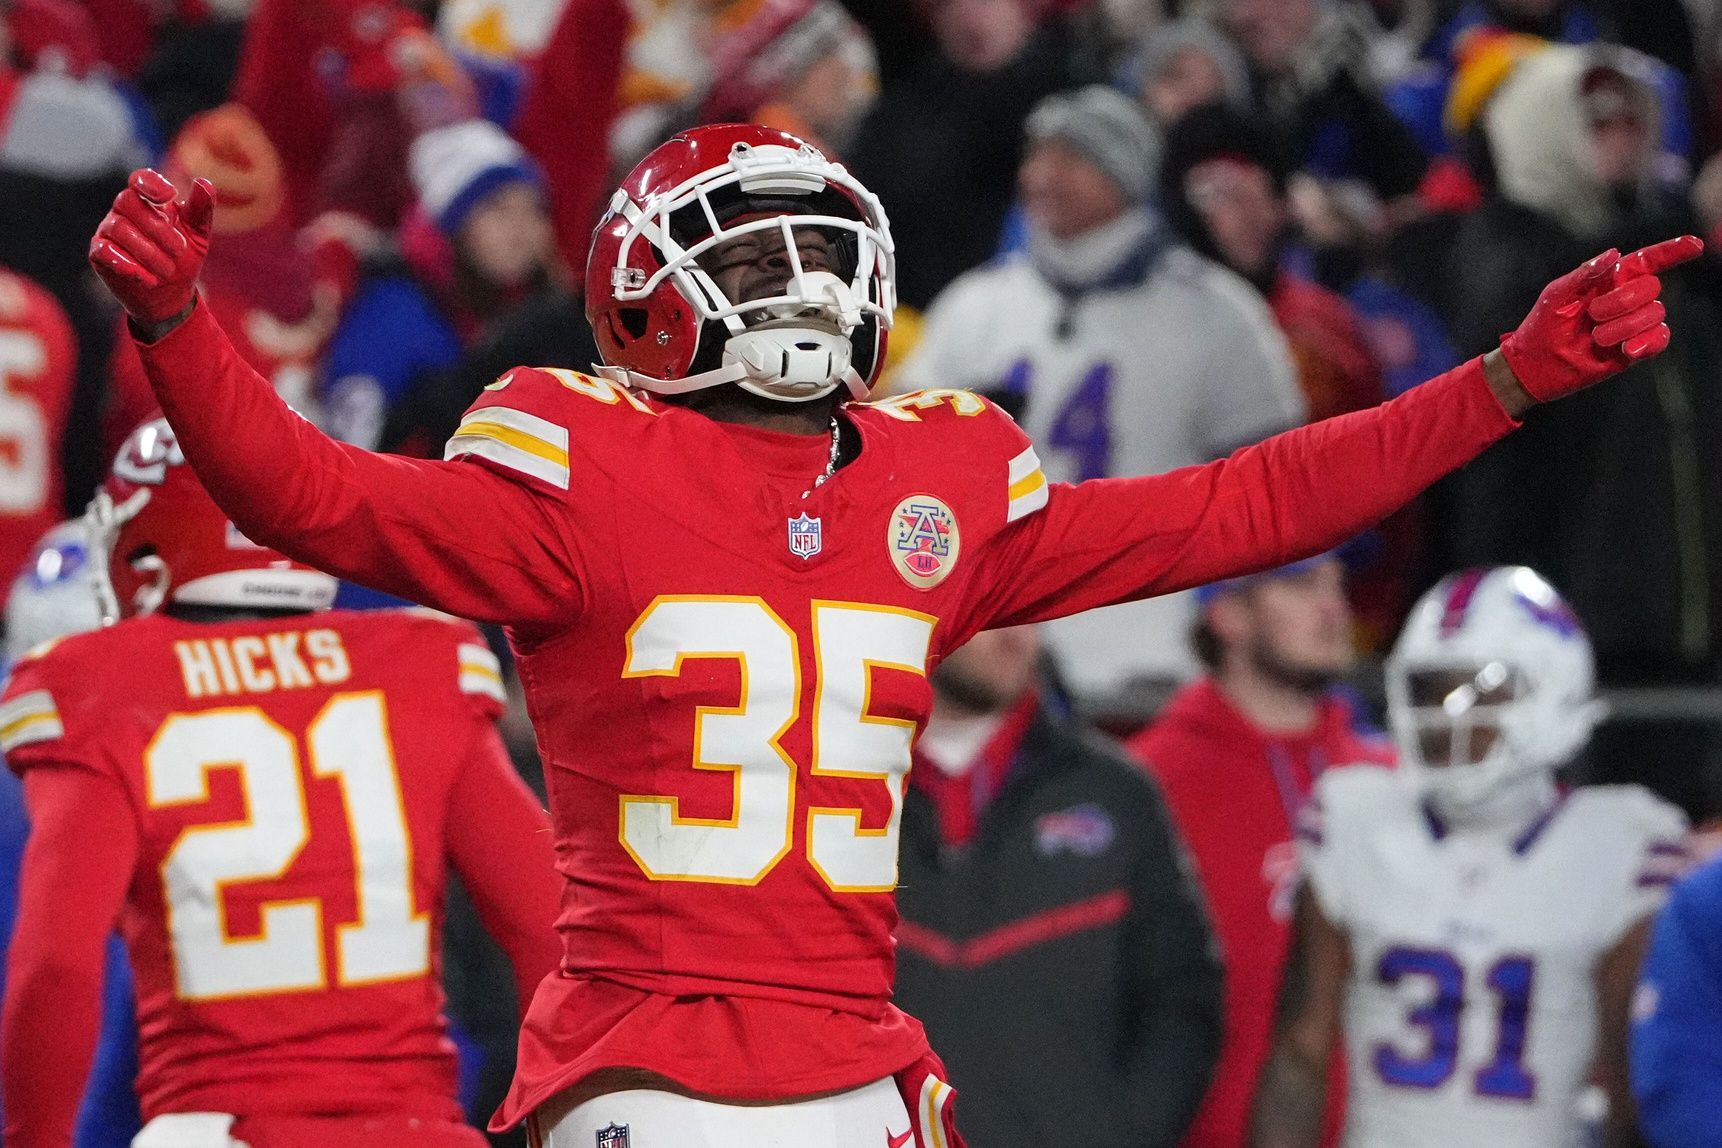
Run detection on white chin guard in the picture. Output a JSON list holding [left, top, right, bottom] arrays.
[[728, 270, 865, 401], [605, 270, 872, 401], [725, 324, 856, 402]]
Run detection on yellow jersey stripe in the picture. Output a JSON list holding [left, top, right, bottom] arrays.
[[0, 689, 58, 729], [921, 1078, 949, 1148], [1006, 469, 1046, 503], [459, 661, 504, 686], [446, 435, 570, 491], [453, 420, 569, 468], [0, 710, 63, 752]]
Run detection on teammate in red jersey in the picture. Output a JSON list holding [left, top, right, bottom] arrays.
[[87, 124, 1696, 1146], [0, 265, 76, 588], [0, 416, 561, 1148]]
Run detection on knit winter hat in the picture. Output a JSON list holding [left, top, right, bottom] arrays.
[[409, 119, 546, 236], [1025, 85, 1161, 203], [1121, 18, 1252, 115]]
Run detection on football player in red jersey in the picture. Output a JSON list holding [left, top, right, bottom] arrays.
[[0, 265, 76, 588], [0, 417, 562, 1148], [86, 124, 1697, 1146]]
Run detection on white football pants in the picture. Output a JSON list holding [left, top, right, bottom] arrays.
[[529, 1077, 912, 1148]]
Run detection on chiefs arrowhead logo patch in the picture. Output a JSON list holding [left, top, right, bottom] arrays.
[[889, 495, 959, 589]]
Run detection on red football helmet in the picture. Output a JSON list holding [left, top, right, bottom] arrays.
[[585, 123, 894, 403], [87, 416, 337, 622]]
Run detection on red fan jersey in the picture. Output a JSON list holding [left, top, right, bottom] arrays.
[[0, 608, 560, 1143], [128, 304, 1518, 1128], [0, 267, 74, 586]]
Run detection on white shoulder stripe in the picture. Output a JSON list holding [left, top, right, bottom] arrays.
[[453, 405, 569, 450], [458, 642, 507, 703], [445, 435, 570, 491], [0, 689, 58, 729], [459, 670, 508, 705], [1006, 443, 1049, 524], [1008, 445, 1042, 484], [458, 642, 501, 676], [0, 690, 62, 753]]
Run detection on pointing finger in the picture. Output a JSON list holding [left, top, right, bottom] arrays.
[[1617, 235, 1703, 278]]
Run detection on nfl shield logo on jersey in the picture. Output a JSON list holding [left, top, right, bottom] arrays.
[[788, 512, 823, 560], [596, 1124, 630, 1148]]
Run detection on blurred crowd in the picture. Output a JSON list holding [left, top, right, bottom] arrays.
[[5, 0, 1722, 1144], [6, 0, 1722, 718]]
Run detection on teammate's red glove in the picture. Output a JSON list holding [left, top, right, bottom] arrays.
[[1499, 235, 1703, 403], [89, 169, 215, 327]]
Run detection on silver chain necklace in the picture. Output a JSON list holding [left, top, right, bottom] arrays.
[[803, 416, 843, 499]]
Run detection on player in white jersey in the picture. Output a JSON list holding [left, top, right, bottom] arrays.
[[1248, 566, 1689, 1148]]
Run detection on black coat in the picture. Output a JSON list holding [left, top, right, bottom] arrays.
[[1429, 196, 1722, 685], [894, 708, 1223, 1148], [840, 0, 1089, 309]]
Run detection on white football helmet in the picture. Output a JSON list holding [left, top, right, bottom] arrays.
[[4, 519, 103, 664], [1386, 566, 1603, 819]]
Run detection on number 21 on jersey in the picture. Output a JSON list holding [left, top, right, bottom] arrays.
[[146, 692, 427, 1001], [621, 597, 932, 892]]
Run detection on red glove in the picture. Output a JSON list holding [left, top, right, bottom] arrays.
[[1499, 235, 1703, 403], [88, 169, 215, 327]]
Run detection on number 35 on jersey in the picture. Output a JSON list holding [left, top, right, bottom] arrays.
[[619, 596, 933, 892]]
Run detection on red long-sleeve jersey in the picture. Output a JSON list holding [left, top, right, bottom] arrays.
[[0, 267, 75, 586], [0, 608, 560, 1147], [130, 302, 1518, 1127]]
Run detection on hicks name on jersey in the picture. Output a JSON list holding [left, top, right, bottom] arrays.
[[172, 628, 353, 699]]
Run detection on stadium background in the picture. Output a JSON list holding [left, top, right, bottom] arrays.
[[0, 0, 1719, 1143]]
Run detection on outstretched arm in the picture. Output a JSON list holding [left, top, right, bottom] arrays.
[[972, 239, 1701, 633], [1248, 885, 1351, 1148], [90, 171, 583, 629]]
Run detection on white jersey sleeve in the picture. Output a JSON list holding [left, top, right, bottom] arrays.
[[1298, 765, 1398, 931], [1586, 785, 1691, 945]]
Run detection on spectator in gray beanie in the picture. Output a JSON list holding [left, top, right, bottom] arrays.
[[1024, 84, 1161, 207], [898, 84, 1301, 700], [1120, 19, 1252, 128]]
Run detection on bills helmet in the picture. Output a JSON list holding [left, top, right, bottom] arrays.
[[1386, 566, 1603, 815], [586, 122, 894, 403], [4, 519, 103, 662], [87, 416, 337, 622]]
